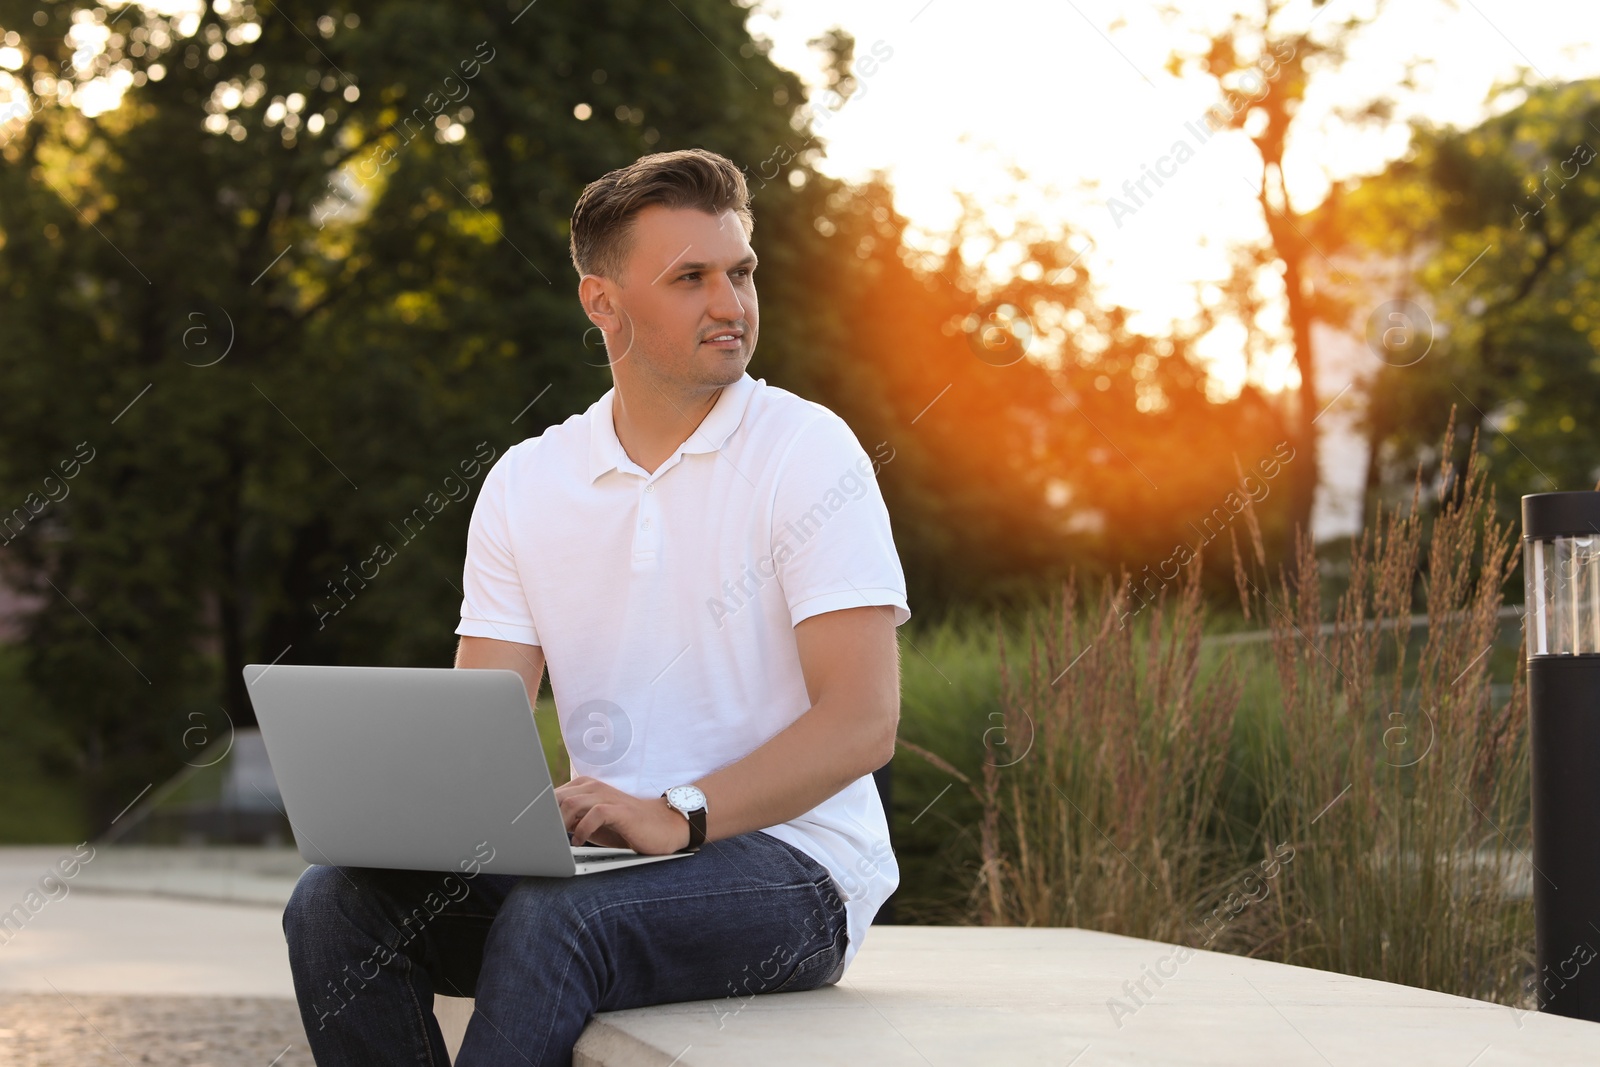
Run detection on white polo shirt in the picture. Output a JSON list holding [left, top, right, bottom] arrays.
[[454, 370, 910, 975]]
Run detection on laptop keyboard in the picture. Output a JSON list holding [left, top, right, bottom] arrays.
[[572, 846, 643, 862]]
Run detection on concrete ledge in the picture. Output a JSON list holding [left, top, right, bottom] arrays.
[[17, 841, 1585, 1066], [558, 926, 1600, 1066], [9, 843, 1585, 1064]]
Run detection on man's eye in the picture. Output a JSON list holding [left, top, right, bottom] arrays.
[[679, 272, 699, 282]]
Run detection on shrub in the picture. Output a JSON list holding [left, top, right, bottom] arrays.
[[897, 415, 1535, 1005]]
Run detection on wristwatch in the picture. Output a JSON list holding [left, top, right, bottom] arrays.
[[662, 785, 708, 853]]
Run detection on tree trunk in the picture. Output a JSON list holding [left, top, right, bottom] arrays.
[[1285, 251, 1319, 546]]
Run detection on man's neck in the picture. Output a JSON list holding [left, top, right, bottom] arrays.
[[612, 376, 724, 475]]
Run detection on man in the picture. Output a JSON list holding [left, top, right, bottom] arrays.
[[282, 148, 912, 1065]]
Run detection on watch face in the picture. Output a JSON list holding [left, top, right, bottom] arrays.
[[667, 785, 706, 812]]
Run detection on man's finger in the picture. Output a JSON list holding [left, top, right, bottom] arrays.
[[559, 792, 595, 833], [571, 804, 611, 846]]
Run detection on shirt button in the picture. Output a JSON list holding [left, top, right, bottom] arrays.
[[645, 484, 654, 493]]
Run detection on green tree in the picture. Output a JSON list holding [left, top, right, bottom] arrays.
[[1164, 0, 1393, 542], [1340, 79, 1600, 514], [0, 0, 1307, 837], [0, 0, 812, 828]]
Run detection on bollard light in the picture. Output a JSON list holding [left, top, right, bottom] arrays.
[[1523, 490, 1600, 1020]]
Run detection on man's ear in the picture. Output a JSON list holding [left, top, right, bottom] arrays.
[[579, 274, 619, 331], [579, 273, 638, 365]]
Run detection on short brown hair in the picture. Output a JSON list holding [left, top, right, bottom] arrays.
[[569, 148, 754, 281]]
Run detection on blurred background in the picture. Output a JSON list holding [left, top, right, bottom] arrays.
[[0, 0, 1594, 1027]]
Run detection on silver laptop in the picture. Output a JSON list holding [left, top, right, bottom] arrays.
[[241, 663, 690, 877]]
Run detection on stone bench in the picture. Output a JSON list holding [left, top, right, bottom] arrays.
[[435, 925, 1600, 1065]]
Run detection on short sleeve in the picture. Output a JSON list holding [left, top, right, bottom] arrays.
[[456, 445, 541, 646], [770, 415, 911, 629]]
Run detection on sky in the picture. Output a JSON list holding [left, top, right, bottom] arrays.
[[748, 0, 1600, 397]]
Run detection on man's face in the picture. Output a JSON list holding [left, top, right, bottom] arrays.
[[603, 204, 758, 388]]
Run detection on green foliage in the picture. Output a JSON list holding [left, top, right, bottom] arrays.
[[0, 1, 1302, 836], [0, 645, 86, 842], [893, 442, 1535, 1005], [1344, 79, 1600, 509], [0, 0, 826, 828], [885, 605, 1012, 924]]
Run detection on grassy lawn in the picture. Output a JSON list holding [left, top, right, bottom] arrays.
[[0, 645, 88, 843], [888, 607, 1009, 924]]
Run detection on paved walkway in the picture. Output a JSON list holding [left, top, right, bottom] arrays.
[[0, 846, 299, 999], [0, 992, 307, 1066], [0, 846, 310, 1064]]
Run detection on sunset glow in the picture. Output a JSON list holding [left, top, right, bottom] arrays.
[[753, 0, 1599, 396]]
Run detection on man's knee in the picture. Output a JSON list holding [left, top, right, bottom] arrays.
[[283, 864, 361, 948]]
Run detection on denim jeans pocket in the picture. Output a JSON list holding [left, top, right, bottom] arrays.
[[772, 917, 848, 993]]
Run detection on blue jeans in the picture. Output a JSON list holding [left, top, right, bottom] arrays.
[[282, 829, 850, 1066]]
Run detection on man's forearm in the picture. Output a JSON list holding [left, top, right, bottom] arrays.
[[690, 697, 894, 844]]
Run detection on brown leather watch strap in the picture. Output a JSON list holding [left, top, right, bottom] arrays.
[[662, 791, 707, 853], [683, 806, 707, 852]]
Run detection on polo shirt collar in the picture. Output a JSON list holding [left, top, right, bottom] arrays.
[[589, 372, 758, 483]]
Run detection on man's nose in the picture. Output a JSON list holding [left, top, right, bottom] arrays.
[[705, 274, 747, 321]]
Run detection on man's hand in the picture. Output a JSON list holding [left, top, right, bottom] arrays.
[[556, 776, 691, 855]]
